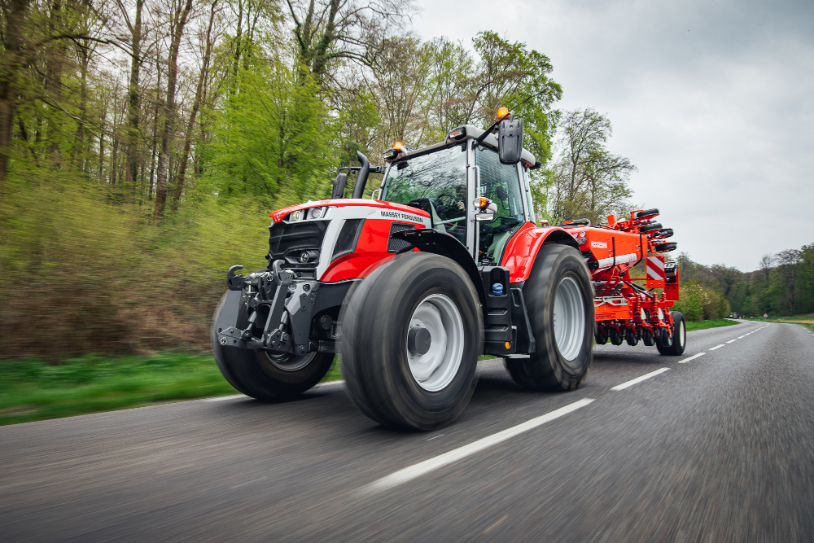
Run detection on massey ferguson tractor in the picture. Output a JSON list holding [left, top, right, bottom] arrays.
[[212, 108, 685, 431]]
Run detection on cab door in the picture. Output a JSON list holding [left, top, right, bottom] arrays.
[[473, 145, 529, 266]]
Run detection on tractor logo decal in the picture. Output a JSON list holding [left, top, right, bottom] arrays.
[[591, 241, 608, 249]]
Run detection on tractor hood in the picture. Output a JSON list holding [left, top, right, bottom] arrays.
[[270, 199, 431, 224]]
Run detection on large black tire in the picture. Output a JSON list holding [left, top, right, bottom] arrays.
[[340, 252, 482, 431], [505, 244, 594, 391], [657, 311, 686, 356], [211, 292, 334, 401]]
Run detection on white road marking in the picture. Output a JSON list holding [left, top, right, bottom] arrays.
[[611, 368, 671, 391], [726, 339, 737, 344], [738, 335, 746, 339], [360, 398, 595, 494], [709, 344, 725, 351], [204, 394, 245, 402], [203, 380, 345, 402], [679, 352, 706, 364]]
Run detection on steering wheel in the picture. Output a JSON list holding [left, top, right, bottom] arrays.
[[433, 193, 461, 211]]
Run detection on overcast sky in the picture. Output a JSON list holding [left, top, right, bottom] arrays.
[[413, 0, 814, 272]]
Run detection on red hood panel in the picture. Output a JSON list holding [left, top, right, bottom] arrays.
[[270, 199, 430, 223]]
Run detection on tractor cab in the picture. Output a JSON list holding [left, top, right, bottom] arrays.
[[379, 111, 539, 268]]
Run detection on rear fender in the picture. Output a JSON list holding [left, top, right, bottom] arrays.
[[500, 223, 580, 283]]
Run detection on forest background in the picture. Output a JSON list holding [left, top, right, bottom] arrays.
[[0, 0, 811, 361]]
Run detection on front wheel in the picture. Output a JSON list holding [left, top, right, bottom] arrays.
[[340, 252, 482, 431], [506, 244, 594, 391], [657, 311, 686, 356], [211, 292, 334, 401]]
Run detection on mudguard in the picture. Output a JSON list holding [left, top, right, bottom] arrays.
[[500, 223, 580, 283]]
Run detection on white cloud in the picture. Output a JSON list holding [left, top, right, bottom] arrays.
[[413, 0, 814, 271]]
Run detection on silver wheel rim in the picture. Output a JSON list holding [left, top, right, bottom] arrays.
[[679, 319, 686, 346], [553, 276, 586, 361], [263, 351, 315, 372], [407, 293, 465, 392]]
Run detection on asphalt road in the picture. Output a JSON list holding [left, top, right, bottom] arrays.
[[2, 320, 814, 542]]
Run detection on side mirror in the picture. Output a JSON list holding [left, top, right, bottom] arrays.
[[498, 117, 523, 165], [331, 172, 347, 199]]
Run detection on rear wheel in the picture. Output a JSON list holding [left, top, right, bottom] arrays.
[[506, 244, 594, 391], [211, 292, 334, 400], [340, 252, 482, 431], [657, 311, 686, 355]]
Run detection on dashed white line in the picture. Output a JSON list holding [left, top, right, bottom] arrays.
[[611, 368, 671, 391], [679, 352, 706, 364], [709, 344, 725, 351], [360, 398, 595, 494], [738, 335, 746, 339], [726, 339, 737, 344]]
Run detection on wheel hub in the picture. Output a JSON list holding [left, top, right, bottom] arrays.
[[406, 294, 464, 392], [408, 326, 432, 355], [553, 276, 586, 361]]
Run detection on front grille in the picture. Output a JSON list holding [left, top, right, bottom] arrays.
[[387, 222, 416, 253], [268, 220, 328, 267], [332, 219, 364, 262]]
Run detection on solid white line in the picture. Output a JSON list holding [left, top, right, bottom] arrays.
[[726, 339, 737, 344], [679, 352, 706, 364], [738, 335, 746, 339], [611, 368, 671, 391], [360, 398, 595, 494], [204, 394, 245, 402], [203, 380, 345, 402], [709, 344, 725, 351]]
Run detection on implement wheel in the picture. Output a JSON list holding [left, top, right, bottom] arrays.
[[657, 311, 687, 356], [211, 292, 334, 401], [340, 252, 482, 431], [506, 244, 594, 391]]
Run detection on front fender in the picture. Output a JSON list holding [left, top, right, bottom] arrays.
[[392, 228, 487, 308], [501, 223, 580, 283]]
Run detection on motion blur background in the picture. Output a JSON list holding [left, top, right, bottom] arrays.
[[1, 0, 812, 361]]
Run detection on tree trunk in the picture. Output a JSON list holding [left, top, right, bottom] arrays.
[[125, 0, 145, 203], [153, 0, 194, 222], [0, 0, 29, 192], [171, 0, 217, 213]]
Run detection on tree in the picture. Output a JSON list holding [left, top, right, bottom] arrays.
[[284, 0, 413, 81], [153, 0, 195, 221], [548, 109, 635, 224]]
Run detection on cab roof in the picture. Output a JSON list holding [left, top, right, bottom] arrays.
[[386, 124, 539, 169]]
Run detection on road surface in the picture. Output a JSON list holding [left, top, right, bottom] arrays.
[[2, 320, 813, 542]]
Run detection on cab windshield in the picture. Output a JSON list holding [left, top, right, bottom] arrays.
[[381, 143, 468, 246]]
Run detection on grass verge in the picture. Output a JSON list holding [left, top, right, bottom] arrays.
[[685, 319, 740, 332], [0, 352, 342, 426]]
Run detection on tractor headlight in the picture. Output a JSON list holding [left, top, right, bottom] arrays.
[[309, 207, 325, 219]]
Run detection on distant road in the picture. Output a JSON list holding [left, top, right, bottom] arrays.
[[2, 321, 813, 542]]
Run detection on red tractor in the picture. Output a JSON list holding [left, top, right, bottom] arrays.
[[212, 109, 685, 431]]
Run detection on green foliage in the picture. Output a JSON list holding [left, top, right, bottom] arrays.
[[207, 60, 337, 208], [672, 280, 730, 321]]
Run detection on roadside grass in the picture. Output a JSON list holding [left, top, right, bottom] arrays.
[[685, 319, 740, 332], [0, 353, 342, 426], [742, 314, 814, 332]]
